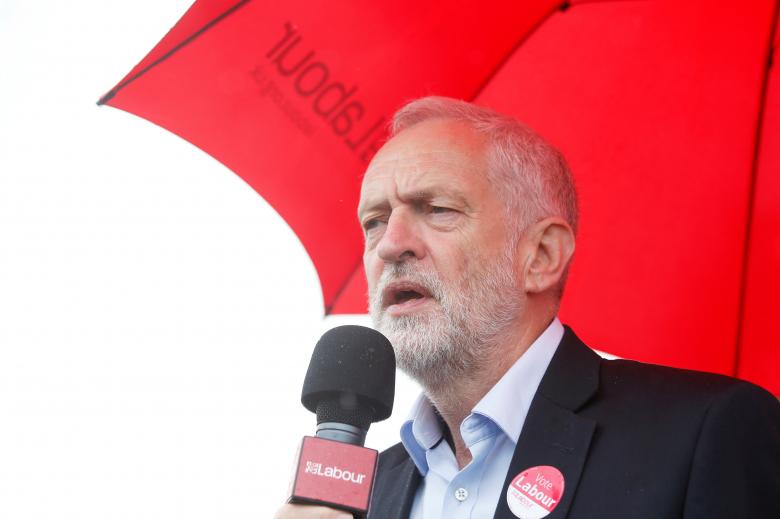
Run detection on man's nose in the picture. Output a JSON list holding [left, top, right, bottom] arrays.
[[376, 211, 426, 263]]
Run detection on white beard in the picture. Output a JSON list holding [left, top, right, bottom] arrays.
[[369, 249, 522, 390]]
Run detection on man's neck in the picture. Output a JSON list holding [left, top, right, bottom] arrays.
[[423, 315, 554, 469]]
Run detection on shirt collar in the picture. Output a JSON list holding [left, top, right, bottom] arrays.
[[472, 318, 563, 443], [399, 318, 564, 474], [400, 392, 442, 475]]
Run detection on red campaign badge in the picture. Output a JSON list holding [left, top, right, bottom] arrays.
[[506, 465, 565, 519]]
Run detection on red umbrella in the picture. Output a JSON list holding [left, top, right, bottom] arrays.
[[99, 0, 780, 394]]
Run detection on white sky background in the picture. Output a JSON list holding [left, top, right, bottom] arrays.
[[0, 1, 420, 517]]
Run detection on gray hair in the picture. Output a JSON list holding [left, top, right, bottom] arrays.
[[390, 97, 578, 242]]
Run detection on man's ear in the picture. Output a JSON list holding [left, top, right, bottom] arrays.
[[519, 217, 576, 294]]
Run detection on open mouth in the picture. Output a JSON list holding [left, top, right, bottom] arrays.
[[382, 281, 433, 313], [393, 289, 425, 304]]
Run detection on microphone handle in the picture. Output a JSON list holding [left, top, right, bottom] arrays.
[[316, 422, 367, 446]]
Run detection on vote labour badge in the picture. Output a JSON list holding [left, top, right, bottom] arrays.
[[506, 465, 565, 519]]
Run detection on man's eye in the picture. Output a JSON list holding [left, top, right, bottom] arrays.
[[430, 206, 453, 214], [363, 219, 384, 231]]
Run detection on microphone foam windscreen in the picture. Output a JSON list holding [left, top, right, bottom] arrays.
[[301, 325, 395, 427]]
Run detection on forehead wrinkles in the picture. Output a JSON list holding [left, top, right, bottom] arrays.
[[361, 150, 485, 206], [372, 131, 485, 170], [359, 120, 491, 214]]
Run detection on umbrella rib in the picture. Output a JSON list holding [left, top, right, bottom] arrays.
[[733, 0, 780, 377], [469, 1, 569, 101], [325, 256, 365, 316], [469, 0, 646, 101], [97, 0, 251, 105]]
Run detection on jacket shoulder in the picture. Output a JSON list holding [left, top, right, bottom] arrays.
[[599, 357, 777, 405]]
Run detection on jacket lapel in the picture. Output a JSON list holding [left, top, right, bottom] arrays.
[[368, 454, 421, 519], [493, 327, 600, 519]]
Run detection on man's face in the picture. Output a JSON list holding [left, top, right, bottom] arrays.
[[358, 119, 523, 387]]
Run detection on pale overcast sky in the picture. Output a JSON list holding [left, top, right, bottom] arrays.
[[0, 2, 418, 517]]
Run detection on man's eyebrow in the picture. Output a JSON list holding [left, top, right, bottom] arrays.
[[357, 186, 471, 218], [357, 198, 390, 218], [406, 188, 470, 208]]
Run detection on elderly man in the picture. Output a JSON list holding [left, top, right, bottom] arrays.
[[277, 97, 780, 519]]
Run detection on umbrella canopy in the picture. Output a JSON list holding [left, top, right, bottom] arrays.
[[99, 0, 780, 394]]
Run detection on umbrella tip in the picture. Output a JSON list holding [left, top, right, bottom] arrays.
[[96, 90, 116, 106]]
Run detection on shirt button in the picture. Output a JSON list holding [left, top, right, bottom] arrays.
[[454, 488, 469, 502]]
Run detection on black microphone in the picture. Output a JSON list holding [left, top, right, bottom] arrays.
[[288, 325, 395, 517]]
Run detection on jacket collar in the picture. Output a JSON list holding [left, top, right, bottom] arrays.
[[536, 325, 600, 411], [491, 325, 601, 519]]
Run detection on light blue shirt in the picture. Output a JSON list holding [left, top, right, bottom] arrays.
[[400, 319, 564, 519]]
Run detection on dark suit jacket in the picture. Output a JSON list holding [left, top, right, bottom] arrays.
[[368, 327, 780, 519]]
